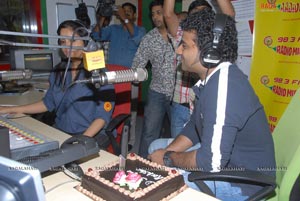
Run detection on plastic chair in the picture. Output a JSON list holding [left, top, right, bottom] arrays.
[[104, 64, 132, 156], [188, 89, 300, 201], [267, 88, 300, 201]]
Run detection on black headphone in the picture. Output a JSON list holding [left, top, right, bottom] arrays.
[[72, 20, 97, 51], [200, 13, 228, 69], [57, 19, 90, 46]]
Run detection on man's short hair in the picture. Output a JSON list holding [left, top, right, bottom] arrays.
[[188, 0, 212, 14], [149, 0, 164, 12], [122, 2, 137, 13], [181, 8, 238, 63]]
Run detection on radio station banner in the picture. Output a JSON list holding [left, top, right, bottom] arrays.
[[250, 0, 300, 132]]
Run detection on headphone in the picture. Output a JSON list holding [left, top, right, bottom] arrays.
[[200, 13, 228, 69], [57, 19, 90, 46]]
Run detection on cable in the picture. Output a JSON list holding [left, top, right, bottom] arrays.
[[213, 181, 217, 197], [61, 26, 90, 90], [45, 179, 78, 194], [61, 28, 76, 90], [56, 25, 91, 115]]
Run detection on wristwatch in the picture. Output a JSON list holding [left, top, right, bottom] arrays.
[[124, 19, 129, 24], [163, 151, 175, 167]]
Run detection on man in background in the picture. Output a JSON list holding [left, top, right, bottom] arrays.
[[91, 2, 146, 68], [132, 0, 176, 158]]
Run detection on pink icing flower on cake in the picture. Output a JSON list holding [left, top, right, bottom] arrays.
[[125, 172, 143, 190], [126, 172, 141, 182], [113, 170, 126, 186]]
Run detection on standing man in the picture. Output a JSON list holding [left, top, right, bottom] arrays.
[[164, 0, 235, 137], [132, 0, 176, 158], [91, 2, 146, 68], [149, 8, 276, 201]]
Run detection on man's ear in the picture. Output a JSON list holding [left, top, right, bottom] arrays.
[[133, 13, 137, 22]]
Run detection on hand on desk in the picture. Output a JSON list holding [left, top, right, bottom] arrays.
[[0, 105, 17, 116], [0, 106, 26, 118]]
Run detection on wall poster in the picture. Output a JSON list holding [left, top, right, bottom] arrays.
[[250, 0, 300, 132]]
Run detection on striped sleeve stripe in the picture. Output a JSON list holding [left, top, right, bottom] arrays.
[[211, 65, 229, 172]]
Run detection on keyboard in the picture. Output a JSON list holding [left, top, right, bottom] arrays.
[[18, 135, 100, 173], [0, 116, 59, 160]]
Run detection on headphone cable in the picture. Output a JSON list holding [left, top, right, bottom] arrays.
[[61, 26, 90, 90]]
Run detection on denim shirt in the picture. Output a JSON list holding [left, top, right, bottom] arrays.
[[43, 67, 115, 134], [91, 24, 146, 68]]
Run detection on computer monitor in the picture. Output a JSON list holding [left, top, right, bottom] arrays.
[[9, 48, 60, 73], [0, 156, 45, 201]]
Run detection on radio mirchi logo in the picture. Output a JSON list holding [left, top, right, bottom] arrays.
[[260, 0, 300, 13], [263, 36, 300, 56]]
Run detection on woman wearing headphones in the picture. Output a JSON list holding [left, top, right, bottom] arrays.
[[0, 20, 116, 149]]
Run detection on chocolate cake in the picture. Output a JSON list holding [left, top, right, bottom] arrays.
[[77, 153, 187, 201]]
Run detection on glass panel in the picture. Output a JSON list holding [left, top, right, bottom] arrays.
[[0, 0, 39, 64]]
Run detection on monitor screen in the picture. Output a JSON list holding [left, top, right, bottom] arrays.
[[10, 48, 60, 72], [24, 53, 53, 72], [0, 156, 45, 201]]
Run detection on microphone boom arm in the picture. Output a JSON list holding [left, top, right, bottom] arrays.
[[0, 39, 83, 50], [0, 30, 89, 50], [0, 30, 90, 41]]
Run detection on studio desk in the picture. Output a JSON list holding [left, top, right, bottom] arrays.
[[0, 90, 219, 201]]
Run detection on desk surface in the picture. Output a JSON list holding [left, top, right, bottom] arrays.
[[3, 91, 219, 201], [0, 89, 45, 106], [10, 116, 219, 201]]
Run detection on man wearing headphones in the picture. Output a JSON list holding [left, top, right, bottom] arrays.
[[148, 8, 276, 200], [164, 0, 235, 139]]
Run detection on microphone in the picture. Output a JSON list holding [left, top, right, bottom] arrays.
[[0, 70, 32, 81], [74, 68, 148, 86]]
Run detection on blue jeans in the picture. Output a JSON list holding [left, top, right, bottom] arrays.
[[170, 102, 190, 138], [138, 89, 171, 158], [149, 139, 249, 201]]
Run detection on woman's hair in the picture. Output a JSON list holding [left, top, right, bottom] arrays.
[[56, 20, 88, 45], [181, 8, 238, 63], [54, 20, 90, 87]]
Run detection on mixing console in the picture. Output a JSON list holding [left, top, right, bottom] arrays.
[[0, 116, 59, 160]]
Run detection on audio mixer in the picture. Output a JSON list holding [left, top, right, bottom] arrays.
[[0, 116, 59, 160]]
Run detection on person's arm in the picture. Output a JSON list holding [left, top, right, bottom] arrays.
[[84, 83, 115, 137], [131, 35, 151, 69], [83, 118, 106, 137], [163, 0, 180, 37], [217, 0, 235, 17], [0, 101, 48, 115], [93, 16, 106, 32], [115, 6, 135, 36], [167, 135, 194, 152], [130, 26, 146, 46], [148, 135, 198, 169], [91, 15, 107, 41]]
